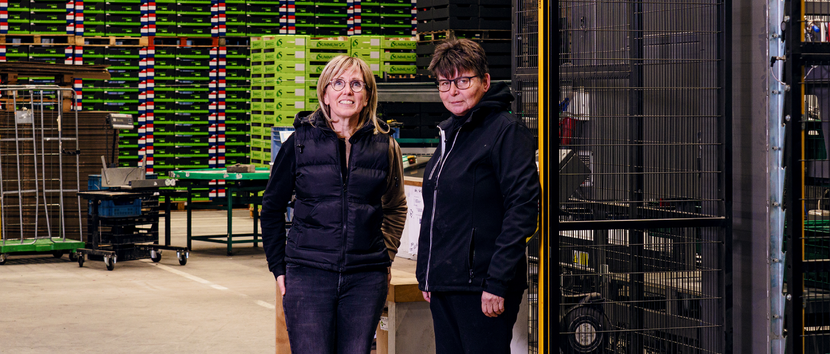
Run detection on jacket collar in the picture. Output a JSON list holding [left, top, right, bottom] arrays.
[[295, 109, 385, 141], [437, 81, 514, 131]]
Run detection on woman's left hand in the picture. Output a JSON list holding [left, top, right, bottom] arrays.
[[387, 266, 392, 288], [481, 291, 505, 318]]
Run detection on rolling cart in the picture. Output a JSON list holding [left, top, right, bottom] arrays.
[[75, 164, 187, 271], [0, 86, 85, 264]]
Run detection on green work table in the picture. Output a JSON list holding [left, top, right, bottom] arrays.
[[169, 168, 271, 256]]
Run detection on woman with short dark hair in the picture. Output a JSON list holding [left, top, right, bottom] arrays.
[[261, 55, 408, 354], [416, 38, 540, 354]]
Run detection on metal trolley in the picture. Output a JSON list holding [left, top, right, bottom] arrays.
[[0, 85, 85, 264]]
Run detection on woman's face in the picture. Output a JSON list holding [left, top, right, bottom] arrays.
[[323, 66, 369, 122], [437, 70, 490, 117]]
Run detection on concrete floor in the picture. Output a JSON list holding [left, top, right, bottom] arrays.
[[1, 209, 280, 354]]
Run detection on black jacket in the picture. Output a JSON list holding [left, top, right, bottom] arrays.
[[416, 82, 540, 297], [261, 110, 406, 278]]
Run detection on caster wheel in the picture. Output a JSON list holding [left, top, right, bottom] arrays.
[[52, 250, 65, 258], [68, 252, 78, 262], [177, 251, 188, 266], [150, 249, 162, 263], [104, 255, 115, 271], [0, 253, 6, 265], [78, 254, 85, 267]]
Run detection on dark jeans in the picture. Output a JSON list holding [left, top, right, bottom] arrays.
[[282, 264, 388, 354], [429, 290, 524, 354]]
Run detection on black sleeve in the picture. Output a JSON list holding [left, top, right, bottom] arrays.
[[485, 119, 540, 297], [260, 134, 296, 279]]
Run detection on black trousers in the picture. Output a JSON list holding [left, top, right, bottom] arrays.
[[429, 290, 525, 354]]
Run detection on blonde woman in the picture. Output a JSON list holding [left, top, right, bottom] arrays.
[[261, 55, 407, 353]]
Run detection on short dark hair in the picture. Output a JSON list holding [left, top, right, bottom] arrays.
[[428, 38, 489, 79]]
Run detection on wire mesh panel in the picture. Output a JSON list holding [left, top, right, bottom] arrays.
[[558, 0, 727, 353], [798, 59, 830, 353], [514, 0, 540, 353]]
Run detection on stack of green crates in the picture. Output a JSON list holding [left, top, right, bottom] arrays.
[[350, 36, 417, 78], [250, 35, 417, 165], [250, 36, 309, 165]]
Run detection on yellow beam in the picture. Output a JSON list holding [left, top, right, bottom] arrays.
[[538, 0, 550, 353]]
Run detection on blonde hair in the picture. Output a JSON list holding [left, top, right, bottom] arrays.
[[315, 55, 387, 134]]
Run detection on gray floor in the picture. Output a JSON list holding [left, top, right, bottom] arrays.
[[1, 209, 278, 354]]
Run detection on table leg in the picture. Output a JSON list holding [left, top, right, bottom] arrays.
[[164, 194, 172, 247], [89, 199, 99, 249], [253, 193, 259, 248], [227, 189, 233, 256], [187, 186, 192, 251]]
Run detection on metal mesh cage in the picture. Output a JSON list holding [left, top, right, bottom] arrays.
[[802, 65, 830, 352], [796, 46, 830, 354], [514, 0, 540, 353], [558, 0, 728, 353]]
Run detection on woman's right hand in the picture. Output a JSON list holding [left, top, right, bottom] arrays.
[[277, 275, 286, 296], [422, 291, 431, 303]]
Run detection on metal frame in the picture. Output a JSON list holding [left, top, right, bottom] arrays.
[[557, 0, 730, 352], [0, 86, 84, 262]]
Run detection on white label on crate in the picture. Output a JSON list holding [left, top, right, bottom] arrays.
[[371, 38, 380, 46], [295, 63, 305, 71], [295, 76, 305, 83], [379, 316, 388, 331], [296, 51, 305, 59], [296, 88, 304, 96], [371, 51, 379, 59], [296, 38, 305, 46], [370, 63, 379, 71], [296, 101, 304, 109]]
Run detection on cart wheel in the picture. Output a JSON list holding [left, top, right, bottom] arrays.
[[150, 249, 162, 263], [104, 256, 115, 271], [77, 254, 84, 267], [177, 251, 188, 266], [0, 253, 6, 265], [68, 252, 78, 262], [52, 250, 65, 259]]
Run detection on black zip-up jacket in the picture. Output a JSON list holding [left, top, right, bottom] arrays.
[[416, 82, 540, 297], [261, 110, 407, 278]]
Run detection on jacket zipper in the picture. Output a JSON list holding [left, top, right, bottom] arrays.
[[468, 227, 476, 284], [425, 126, 462, 291], [339, 138, 351, 273]]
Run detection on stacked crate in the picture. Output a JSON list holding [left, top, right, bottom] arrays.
[[378, 101, 445, 142], [350, 35, 416, 79], [415, 0, 511, 80], [248, 0, 280, 36], [417, 0, 510, 32], [360, 0, 417, 37], [249, 35, 310, 166]]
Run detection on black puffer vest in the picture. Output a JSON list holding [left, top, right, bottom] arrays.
[[286, 111, 392, 273]]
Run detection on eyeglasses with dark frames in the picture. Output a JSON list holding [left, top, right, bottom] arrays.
[[436, 76, 479, 92]]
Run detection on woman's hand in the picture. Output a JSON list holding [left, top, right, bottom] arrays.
[[481, 291, 505, 317], [387, 266, 392, 288], [422, 291, 431, 303], [277, 275, 286, 296]]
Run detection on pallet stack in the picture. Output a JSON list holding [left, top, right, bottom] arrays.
[[415, 0, 512, 80], [249, 35, 418, 165]]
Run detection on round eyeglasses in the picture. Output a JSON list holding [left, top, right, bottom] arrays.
[[330, 78, 367, 93], [436, 76, 479, 92]]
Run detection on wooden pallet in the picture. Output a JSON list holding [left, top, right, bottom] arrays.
[[0, 34, 76, 46], [417, 29, 511, 42], [152, 36, 221, 47], [76, 36, 149, 47]]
